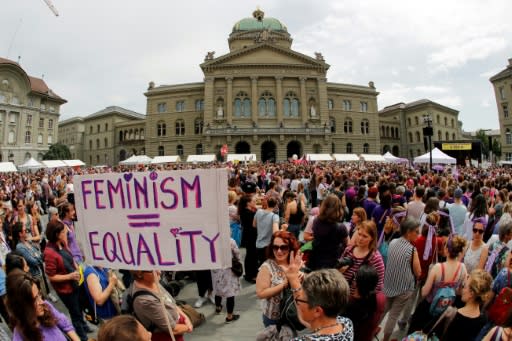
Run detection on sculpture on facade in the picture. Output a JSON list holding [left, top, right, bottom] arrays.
[[217, 104, 224, 117], [205, 51, 215, 61], [314, 52, 324, 61]]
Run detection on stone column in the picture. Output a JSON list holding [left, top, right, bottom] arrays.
[[251, 76, 258, 125], [300, 77, 307, 124], [226, 77, 233, 124], [203, 77, 214, 124], [317, 77, 328, 123], [276, 77, 283, 124]]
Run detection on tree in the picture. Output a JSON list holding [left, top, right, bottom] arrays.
[[43, 143, 71, 160], [492, 138, 502, 158], [475, 129, 490, 158]]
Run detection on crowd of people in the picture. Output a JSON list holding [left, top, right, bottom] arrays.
[[1, 161, 512, 340]]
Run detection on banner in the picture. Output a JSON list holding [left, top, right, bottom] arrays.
[[442, 143, 472, 150], [73, 169, 231, 271]]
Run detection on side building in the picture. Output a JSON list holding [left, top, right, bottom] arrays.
[[58, 106, 145, 166], [490, 58, 512, 162], [144, 9, 380, 161], [0, 57, 66, 163], [379, 99, 463, 159]]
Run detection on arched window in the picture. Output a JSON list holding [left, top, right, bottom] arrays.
[[25, 131, 31, 143], [196, 144, 203, 155], [104, 138, 108, 148], [284, 91, 299, 117], [140, 129, 144, 139], [96, 139, 100, 149], [194, 118, 203, 134], [157, 121, 166, 137], [89, 140, 92, 150], [129, 129, 133, 140], [445, 132, 449, 141], [408, 132, 413, 143], [408, 118, 411, 127], [437, 130, 442, 141], [361, 119, 369, 134], [175, 120, 185, 136], [452, 133, 456, 140], [415, 117, 419, 126], [234, 91, 251, 117], [386, 126, 390, 137], [416, 131, 421, 142], [346, 143, 353, 153], [195, 99, 204, 111], [124, 130, 128, 140], [158, 146, 164, 156], [451, 119, 454, 128], [437, 115, 440, 124], [119, 131, 123, 142], [381, 126, 385, 137], [363, 143, 369, 153], [395, 127, 399, 139], [344, 119, 353, 133], [258, 91, 276, 117], [134, 129, 139, 140], [177, 144, 184, 156], [444, 117, 448, 126]]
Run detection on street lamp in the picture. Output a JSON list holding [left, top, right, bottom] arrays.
[[423, 114, 433, 170]]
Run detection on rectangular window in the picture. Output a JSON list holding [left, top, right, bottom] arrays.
[[9, 113, 16, 123], [26, 114, 32, 126], [360, 102, 368, 112], [504, 104, 509, 118], [500, 87, 506, 100], [343, 100, 352, 111], [176, 101, 185, 112], [157, 103, 167, 113], [39, 118, 44, 128], [48, 119, 54, 129]]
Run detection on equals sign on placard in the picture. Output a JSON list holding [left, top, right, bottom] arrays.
[[127, 214, 160, 228]]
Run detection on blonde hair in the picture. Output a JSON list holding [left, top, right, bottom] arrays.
[[228, 191, 237, 204], [467, 269, 492, 304]]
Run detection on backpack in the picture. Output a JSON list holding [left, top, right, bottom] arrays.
[[121, 288, 160, 331], [175, 300, 206, 328], [429, 263, 462, 317], [79, 281, 100, 325], [487, 270, 512, 326], [279, 287, 305, 331], [486, 243, 509, 278]]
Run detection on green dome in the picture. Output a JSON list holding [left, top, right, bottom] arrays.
[[233, 17, 287, 32]]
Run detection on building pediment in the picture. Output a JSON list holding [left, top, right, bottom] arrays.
[[201, 43, 329, 72]]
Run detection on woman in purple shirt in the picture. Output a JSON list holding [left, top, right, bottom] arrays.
[[59, 203, 83, 263], [7, 270, 79, 341]]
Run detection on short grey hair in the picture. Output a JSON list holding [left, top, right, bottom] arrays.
[[499, 222, 512, 241], [400, 217, 420, 236], [302, 269, 349, 318]]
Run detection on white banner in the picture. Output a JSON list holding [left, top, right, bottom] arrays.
[[73, 169, 231, 271]]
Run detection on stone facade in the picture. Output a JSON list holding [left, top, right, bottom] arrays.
[[379, 99, 463, 159], [0, 57, 66, 164], [58, 117, 85, 160], [144, 9, 380, 162], [490, 58, 512, 161]]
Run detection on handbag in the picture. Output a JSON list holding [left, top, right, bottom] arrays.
[[231, 256, 243, 277], [488, 270, 512, 326]]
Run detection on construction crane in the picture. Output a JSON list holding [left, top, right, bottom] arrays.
[[42, 0, 59, 16]]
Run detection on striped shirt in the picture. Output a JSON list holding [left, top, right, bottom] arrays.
[[384, 237, 416, 297], [341, 246, 385, 296]]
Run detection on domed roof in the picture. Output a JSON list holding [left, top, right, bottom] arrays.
[[232, 8, 287, 33]]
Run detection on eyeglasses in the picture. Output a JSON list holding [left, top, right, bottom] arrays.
[[472, 228, 485, 234], [294, 297, 309, 305], [272, 244, 290, 252]]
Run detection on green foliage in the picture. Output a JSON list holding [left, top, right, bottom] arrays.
[[492, 139, 502, 157], [43, 143, 71, 160], [475, 130, 489, 157]]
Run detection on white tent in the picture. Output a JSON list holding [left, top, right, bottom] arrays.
[[186, 154, 216, 163], [383, 152, 408, 163], [0, 162, 17, 172], [63, 160, 85, 167], [19, 157, 44, 169], [413, 148, 456, 164], [306, 154, 333, 161], [332, 154, 360, 162], [150, 156, 181, 164], [119, 155, 153, 165], [41, 160, 67, 168], [360, 154, 387, 162], [226, 154, 257, 162]]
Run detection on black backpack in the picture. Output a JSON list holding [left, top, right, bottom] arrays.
[[121, 288, 159, 331], [79, 282, 100, 325]]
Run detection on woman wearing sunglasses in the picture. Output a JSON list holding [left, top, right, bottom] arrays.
[[256, 230, 300, 327], [462, 219, 489, 274]]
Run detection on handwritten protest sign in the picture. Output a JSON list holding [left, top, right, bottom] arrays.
[[73, 169, 231, 271]]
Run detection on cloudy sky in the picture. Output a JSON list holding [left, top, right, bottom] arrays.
[[2, 0, 511, 131]]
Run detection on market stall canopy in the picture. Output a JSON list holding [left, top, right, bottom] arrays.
[[119, 155, 153, 165], [383, 152, 408, 163], [41, 160, 67, 168], [150, 156, 181, 164], [360, 154, 387, 162], [18, 157, 44, 169], [332, 154, 360, 162], [63, 160, 85, 167], [306, 154, 333, 161], [413, 148, 456, 164], [226, 154, 257, 162], [0, 162, 17, 172], [186, 154, 216, 163]]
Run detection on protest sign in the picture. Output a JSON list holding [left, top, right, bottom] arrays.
[[73, 169, 231, 271]]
